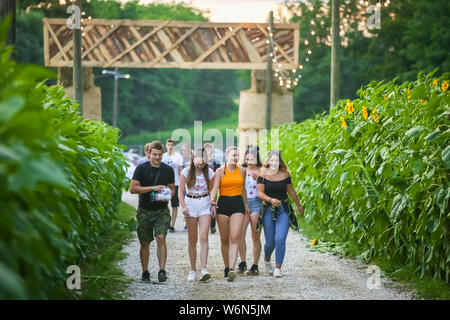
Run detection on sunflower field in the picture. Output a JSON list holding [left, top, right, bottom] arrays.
[[278, 70, 449, 281]]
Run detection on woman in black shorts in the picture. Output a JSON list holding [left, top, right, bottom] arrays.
[[210, 146, 249, 282]]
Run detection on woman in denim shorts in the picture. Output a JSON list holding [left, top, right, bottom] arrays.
[[237, 145, 263, 276]]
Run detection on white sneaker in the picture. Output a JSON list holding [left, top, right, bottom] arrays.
[[264, 260, 274, 275], [227, 269, 236, 282], [199, 269, 211, 281], [274, 268, 282, 278], [187, 270, 197, 281]]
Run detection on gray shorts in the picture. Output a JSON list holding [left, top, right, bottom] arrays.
[[248, 197, 262, 214]]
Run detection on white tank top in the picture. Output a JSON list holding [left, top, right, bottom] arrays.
[[245, 172, 258, 199]]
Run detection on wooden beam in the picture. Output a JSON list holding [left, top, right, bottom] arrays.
[[147, 23, 200, 67], [43, 19, 49, 65], [189, 25, 243, 68], [256, 24, 294, 65], [236, 29, 261, 63], [82, 20, 127, 59], [104, 20, 171, 67], [44, 19, 69, 61]]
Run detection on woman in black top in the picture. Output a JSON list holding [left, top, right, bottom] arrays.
[[257, 150, 304, 278]]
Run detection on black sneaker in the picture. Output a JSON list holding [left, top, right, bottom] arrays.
[[237, 261, 247, 274], [158, 269, 167, 282], [141, 271, 150, 282], [169, 226, 175, 233], [247, 264, 259, 276], [211, 227, 216, 234], [224, 267, 230, 278]]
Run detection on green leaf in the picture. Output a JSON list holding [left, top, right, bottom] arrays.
[[340, 171, 349, 184], [442, 145, 450, 164], [0, 96, 25, 123], [425, 129, 440, 141], [405, 126, 424, 138], [331, 149, 346, 156]]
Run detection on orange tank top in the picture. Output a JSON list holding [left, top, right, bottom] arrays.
[[219, 165, 243, 196]]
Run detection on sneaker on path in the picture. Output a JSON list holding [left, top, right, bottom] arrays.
[[141, 271, 150, 282], [187, 270, 197, 281], [264, 260, 274, 276], [158, 269, 168, 282], [274, 268, 282, 278], [237, 261, 247, 274], [169, 226, 175, 233], [224, 267, 230, 278], [227, 269, 236, 282], [247, 264, 259, 276], [199, 269, 211, 281]]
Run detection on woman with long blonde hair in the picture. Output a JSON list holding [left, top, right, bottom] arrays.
[[210, 146, 249, 282], [179, 147, 216, 281]]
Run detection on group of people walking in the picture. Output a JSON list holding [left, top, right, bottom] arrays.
[[130, 139, 304, 283]]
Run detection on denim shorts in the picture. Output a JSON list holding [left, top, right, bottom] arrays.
[[248, 197, 262, 214]]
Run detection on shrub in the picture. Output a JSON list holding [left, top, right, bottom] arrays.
[[0, 20, 127, 299]]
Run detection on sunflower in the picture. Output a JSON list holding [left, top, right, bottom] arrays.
[[347, 103, 354, 114], [373, 113, 380, 123], [312, 238, 318, 246], [443, 81, 449, 91], [340, 116, 347, 128], [408, 88, 411, 95], [362, 106, 368, 120], [433, 79, 438, 86], [420, 99, 426, 105]]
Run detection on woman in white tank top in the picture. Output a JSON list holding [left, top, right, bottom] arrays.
[[237, 145, 263, 276], [178, 147, 215, 282]]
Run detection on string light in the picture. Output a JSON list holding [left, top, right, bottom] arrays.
[[359, 0, 391, 7], [267, 7, 321, 90]]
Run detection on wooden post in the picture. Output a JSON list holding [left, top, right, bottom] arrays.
[[266, 11, 274, 130], [330, 0, 340, 109], [73, 0, 83, 114], [113, 67, 118, 128]]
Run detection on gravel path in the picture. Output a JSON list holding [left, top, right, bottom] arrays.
[[119, 192, 416, 300]]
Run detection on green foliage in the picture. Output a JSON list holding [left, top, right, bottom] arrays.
[[76, 202, 135, 300], [0, 21, 127, 298], [276, 71, 450, 282], [286, 0, 450, 122]]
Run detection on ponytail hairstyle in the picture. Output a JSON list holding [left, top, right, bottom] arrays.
[[242, 145, 262, 168], [223, 146, 239, 175], [186, 147, 211, 192]]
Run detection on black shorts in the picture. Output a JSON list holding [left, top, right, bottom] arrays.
[[217, 195, 245, 217], [171, 186, 179, 208]]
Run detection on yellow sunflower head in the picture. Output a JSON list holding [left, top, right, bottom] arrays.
[[362, 106, 368, 120], [443, 81, 449, 91]]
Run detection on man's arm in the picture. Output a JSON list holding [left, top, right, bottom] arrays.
[[130, 180, 154, 194]]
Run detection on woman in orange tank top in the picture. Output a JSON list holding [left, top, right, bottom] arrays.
[[210, 146, 249, 282]]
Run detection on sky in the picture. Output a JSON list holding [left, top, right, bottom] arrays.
[[123, 0, 299, 22]]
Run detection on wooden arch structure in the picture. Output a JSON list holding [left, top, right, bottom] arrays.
[[43, 18, 299, 70]]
